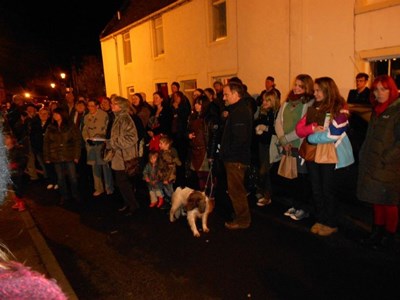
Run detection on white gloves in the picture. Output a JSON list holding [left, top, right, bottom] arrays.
[[255, 124, 268, 135]]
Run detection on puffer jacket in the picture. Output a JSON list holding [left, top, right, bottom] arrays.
[[43, 122, 81, 163], [357, 98, 400, 205], [304, 111, 354, 169], [110, 111, 138, 171]]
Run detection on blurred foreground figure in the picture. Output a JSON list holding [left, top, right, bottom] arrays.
[[0, 122, 67, 299]]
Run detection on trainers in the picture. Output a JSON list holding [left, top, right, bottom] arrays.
[[256, 197, 272, 207], [118, 205, 128, 212], [290, 209, 309, 221], [284, 207, 296, 217], [46, 184, 54, 190]]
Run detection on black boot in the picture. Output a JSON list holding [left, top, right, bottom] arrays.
[[361, 224, 384, 247]]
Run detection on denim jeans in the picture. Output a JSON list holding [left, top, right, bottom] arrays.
[[224, 162, 251, 226], [54, 161, 79, 200], [92, 163, 114, 194]]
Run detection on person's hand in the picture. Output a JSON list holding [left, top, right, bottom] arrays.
[[313, 125, 325, 133], [283, 144, 292, 153], [278, 135, 288, 146], [74, 158, 79, 164], [188, 132, 195, 139]]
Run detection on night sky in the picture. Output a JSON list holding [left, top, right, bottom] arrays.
[[0, 0, 125, 92]]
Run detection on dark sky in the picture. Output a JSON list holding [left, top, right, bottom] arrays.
[[0, 0, 125, 91]]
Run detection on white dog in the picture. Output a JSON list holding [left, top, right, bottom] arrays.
[[169, 187, 214, 237]]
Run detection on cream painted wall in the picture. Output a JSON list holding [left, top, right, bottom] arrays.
[[356, 5, 400, 51], [236, 0, 290, 97], [299, 0, 355, 96], [236, 0, 355, 98]]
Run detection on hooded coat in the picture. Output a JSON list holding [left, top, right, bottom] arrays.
[[357, 98, 400, 205]]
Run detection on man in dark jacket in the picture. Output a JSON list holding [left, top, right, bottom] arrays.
[[220, 82, 253, 230]]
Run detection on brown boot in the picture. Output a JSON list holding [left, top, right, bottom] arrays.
[[310, 222, 323, 234], [317, 224, 338, 236]]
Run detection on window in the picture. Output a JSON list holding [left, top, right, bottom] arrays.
[[211, 0, 227, 42], [127, 86, 135, 96], [180, 79, 197, 106], [370, 57, 400, 89], [123, 32, 132, 65], [153, 16, 165, 57], [212, 74, 236, 86]]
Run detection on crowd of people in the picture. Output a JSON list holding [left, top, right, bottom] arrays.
[[1, 73, 399, 252]]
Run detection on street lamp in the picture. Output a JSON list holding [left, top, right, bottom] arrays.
[[59, 72, 67, 96]]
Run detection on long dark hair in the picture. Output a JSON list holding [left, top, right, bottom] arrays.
[[314, 77, 346, 118], [52, 107, 69, 126]]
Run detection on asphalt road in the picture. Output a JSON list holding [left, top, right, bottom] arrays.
[[24, 171, 400, 300]]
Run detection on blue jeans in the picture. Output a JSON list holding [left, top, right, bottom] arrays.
[[54, 161, 79, 200]]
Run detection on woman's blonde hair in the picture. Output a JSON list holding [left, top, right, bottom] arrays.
[[263, 90, 281, 112]]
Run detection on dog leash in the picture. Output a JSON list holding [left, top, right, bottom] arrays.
[[204, 161, 214, 199]]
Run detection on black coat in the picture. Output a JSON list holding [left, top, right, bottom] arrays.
[[220, 98, 253, 165]]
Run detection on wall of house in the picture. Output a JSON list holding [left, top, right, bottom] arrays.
[[101, 0, 400, 103], [355, 4, 400, 55], [236, 0, 355, 98]]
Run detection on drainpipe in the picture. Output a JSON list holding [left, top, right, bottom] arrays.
[[113, 35, 122, 95]]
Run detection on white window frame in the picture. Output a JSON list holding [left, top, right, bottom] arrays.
[[210, 0, 227, 42], [152, 16, 165, 57], [370, 57, 400, 88], [123, 31, 132, 65]]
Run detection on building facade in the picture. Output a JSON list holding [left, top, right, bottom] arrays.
[[100, 0, 400, 102]]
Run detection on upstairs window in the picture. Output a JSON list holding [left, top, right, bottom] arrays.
[[211, 0, 227, 42], [123, 32, 132, 65], [153, 16, 165, 57]]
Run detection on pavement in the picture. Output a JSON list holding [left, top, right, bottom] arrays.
[[0, 193, 78, 300], [0, 165, 390, 299]]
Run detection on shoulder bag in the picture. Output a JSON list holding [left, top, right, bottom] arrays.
[[278, 150, 298, 179], [314, 143, 338, 164], [299, 139, 317, 162]]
